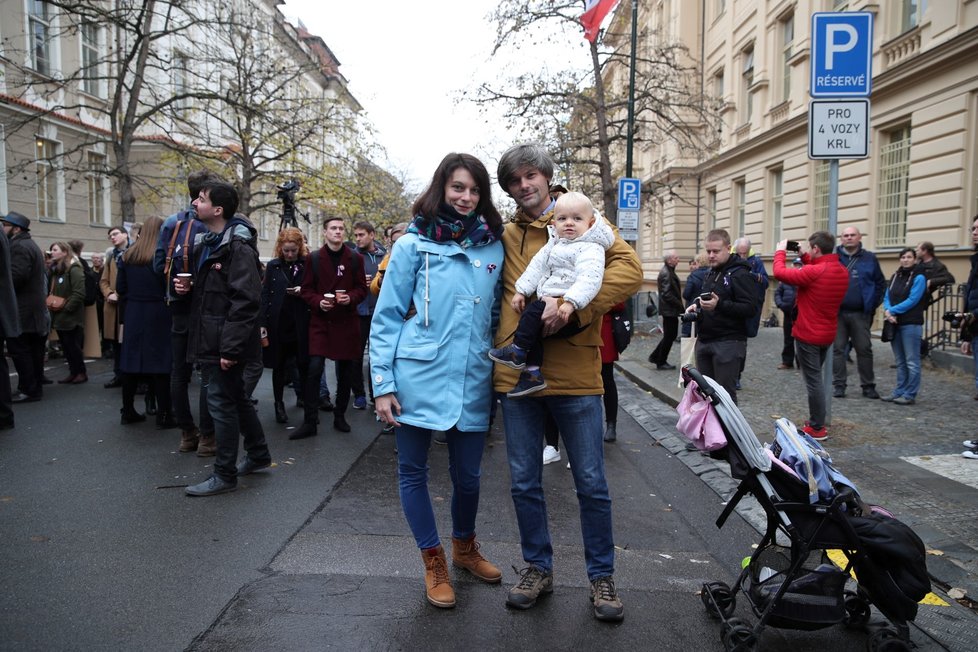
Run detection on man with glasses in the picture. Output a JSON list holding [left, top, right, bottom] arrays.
[[101, 225, 130, 388]]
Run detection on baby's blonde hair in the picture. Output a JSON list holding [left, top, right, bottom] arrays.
[[555, 191, 597, 221]]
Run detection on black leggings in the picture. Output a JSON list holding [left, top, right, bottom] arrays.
[[123, 373, 170, 415]]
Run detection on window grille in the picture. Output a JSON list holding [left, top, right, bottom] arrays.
[[876, 127, 911, 247]]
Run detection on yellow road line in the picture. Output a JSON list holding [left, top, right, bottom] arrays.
[[826, 549, 949, 607]]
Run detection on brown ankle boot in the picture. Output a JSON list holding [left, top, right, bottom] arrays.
[[422, 545, 455, 608], [179, 427, 200, 453], [196, 432, 217, 457], [452, 535, 502, 583]]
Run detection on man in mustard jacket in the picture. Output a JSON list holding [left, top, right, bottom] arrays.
[[493, 143, 643, 622]]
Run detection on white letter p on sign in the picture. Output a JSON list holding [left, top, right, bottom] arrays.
[[825, 24, 857, 69]]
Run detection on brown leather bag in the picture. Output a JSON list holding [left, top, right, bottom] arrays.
[[46, 277, 66, 312]]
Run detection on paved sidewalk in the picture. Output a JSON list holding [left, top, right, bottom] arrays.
[[615, 321, 978, 609]]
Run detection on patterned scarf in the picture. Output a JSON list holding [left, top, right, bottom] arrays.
[[408, 203, 500, 248]]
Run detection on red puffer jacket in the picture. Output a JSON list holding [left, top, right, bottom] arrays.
[[773, 250, 849, 346]]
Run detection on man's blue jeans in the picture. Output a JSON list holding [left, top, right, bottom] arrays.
[[501, 394, 614, 581], [202, 362, 271, 483], [395, 424, 485, 550], [891, 323, 922, 400]]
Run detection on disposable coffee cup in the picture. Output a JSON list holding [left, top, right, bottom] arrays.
[[176, 273, 192, 279], [323, 293, 335, 299], [335, 289, 347, 294]]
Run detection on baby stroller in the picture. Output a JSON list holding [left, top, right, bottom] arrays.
[[678, 366, 930, 652]]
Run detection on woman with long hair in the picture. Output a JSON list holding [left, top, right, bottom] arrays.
[[261, 227, 310, 424], [881, 247, 927, 405], [48, 241, 88, 383], [371, 153, 504, 609], [116, 216, 174, 426]]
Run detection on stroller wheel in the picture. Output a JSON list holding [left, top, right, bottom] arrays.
[[868, 628, 910, 652], [843, 591, 871, 629], [701, 581, 736, 619], [721, 618, 757, 652]]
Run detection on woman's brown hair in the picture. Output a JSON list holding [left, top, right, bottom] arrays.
[[123, 216, 164, 266]]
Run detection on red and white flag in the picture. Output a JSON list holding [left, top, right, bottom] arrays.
[[580, 0, 619, 42]]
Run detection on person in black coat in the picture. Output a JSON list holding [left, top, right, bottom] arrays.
[[774, 257, 803, 369], [2, 212, 48, 403], [683, 229, 759, 404], [117, 216, 174, 427], [648, 250, 682, 370], [681, 253, 708, 337], [0, 227, 21, 429], [261, 227, 310, 424]]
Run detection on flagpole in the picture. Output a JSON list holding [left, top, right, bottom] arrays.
[[625, 0, 637, 177]]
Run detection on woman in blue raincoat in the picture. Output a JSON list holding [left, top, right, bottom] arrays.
[[371, 153, 504, 610]]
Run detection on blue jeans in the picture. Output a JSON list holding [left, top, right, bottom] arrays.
[[395, 424, 486, 550], [890, 323, 922, 400], [502, 394, 614, 580], [202, 362, 271, 483]]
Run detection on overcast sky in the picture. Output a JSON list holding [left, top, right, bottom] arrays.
[[281, 0, 601, 202], [282, 0, 518, 195]]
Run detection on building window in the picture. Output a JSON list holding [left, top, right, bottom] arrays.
[[734, 179, 746, 237], [81, 21, 102, 97], [833, 0, 850, 9], [901, 0, 926, 33], [715, 0, 725, 18], [87, 151, 108, 226], [706, 188, 717, 232], [35, 137, 61, 221], [771, 168, 784, 242], [780, 14, 794, 103], [741, 46, 754, 123], [259, 213, 269, 241], [813, 161, 830, 232], [173, 52, 189, 109], [714, 69, 725, 102], [877, 126, 912, 247], [28, 0, 53, 76]]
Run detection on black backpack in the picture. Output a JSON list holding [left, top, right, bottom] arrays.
[[81, 260, 99, 306]]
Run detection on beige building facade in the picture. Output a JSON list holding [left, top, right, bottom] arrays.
[[616, 0, 978, 294]]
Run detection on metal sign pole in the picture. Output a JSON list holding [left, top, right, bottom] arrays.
[[823, 158, 839, 425]]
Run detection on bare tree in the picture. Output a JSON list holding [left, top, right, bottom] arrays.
[[468, 0, 720, 221], [1, 0, 218, 221]]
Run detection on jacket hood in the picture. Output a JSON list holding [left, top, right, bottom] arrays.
[[215, 214, 257, 250], [547, 212, 615, 250]]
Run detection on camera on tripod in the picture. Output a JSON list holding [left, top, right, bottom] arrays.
[[276, 179, 308, 230]]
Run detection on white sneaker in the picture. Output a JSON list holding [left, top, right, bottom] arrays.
[[542, 445, 561, 465], [962, 450, 978, 460], [962, 440, 978, 449], [566, 462, 571, 469]]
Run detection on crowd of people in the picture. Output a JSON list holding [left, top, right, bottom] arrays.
[[657, 215, 978, 456], [3, 146, 976, 625]]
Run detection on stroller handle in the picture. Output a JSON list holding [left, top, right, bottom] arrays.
[[681, 365, 721, 405]]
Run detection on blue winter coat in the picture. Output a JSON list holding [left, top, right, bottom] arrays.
[[836, 244, 886, 313], [369, 232, 504, 432]]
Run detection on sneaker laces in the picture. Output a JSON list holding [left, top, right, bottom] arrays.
[[513, 566, 542, 589], [593, 577, 617, 601]]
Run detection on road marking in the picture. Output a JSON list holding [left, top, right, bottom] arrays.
[[900, 454, 978, 491], [825, 549, 949, 606]]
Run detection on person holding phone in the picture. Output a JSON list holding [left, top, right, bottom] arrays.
[[773, 232, 849, 440], [260, 227, 310, 424]]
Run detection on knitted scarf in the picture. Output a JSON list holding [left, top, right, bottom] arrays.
[[408, 203, 500, 248]]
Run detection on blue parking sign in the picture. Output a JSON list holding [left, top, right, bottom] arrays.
[[617, 178, 641, 210], [810, 12, 873, 97]]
